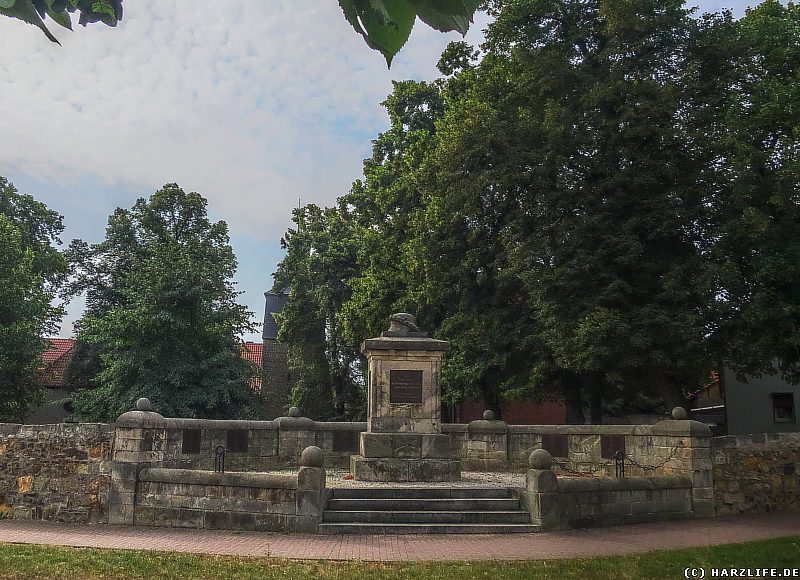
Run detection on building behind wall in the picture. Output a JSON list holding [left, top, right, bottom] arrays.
[[27, 338, 76, 424], [724, 367, 800, 435]]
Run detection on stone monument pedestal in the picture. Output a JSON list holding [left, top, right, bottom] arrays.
[[350, 313, 461, 482], [352, 432, 459, 482]]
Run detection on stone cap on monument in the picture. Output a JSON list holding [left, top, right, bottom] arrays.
[[361, 313, 449, 354]]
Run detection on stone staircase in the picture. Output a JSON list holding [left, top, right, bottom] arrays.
[[318, 487, 539, 534]]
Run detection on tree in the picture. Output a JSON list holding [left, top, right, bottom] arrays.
[[339, 0, 483, 65], [2, 0, 481, 65], [0, 177, 67, 422], [70, 184, 258, 421], [0, 176, 70, 291], [0, 0, 122, 43], [0, 215, 62, 422], [273, 203, 363, 420], [438, 0, 714, 421], [695, 2, 800, 382]]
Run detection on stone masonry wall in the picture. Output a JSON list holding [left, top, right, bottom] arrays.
[[524, 457, 695, 530], [712, 432, 800, 516], [158, 418, 364, 471], [134, 467, 324, 532], [0, 412, 714, 528], [0, 423, 113, 523]]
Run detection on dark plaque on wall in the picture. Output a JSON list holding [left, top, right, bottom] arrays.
[[390, 370, 423, 404]]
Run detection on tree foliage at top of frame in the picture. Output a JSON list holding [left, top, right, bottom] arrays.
[[1, 0, 481, 66]]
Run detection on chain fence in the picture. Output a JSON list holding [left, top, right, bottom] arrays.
[[550, 440, 685, 477]]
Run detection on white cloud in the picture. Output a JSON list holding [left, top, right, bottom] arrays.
[[0, 1, 484, 240]]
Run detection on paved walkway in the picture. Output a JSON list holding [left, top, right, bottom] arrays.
[[0, 513, 798, 561]]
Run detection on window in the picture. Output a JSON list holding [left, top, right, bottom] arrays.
[[772, 393, 796, 423], [540, 434, 569, 457], [332, 430, 359, 452], [226, 429, 249, 452], [182, 429, 201, 454], [601, 434, 626, 459]]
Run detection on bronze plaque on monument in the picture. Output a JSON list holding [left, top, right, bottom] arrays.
[[389, 370, 423, 404]]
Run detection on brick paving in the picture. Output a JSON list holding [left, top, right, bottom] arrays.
[[0, 513, 798, 561]]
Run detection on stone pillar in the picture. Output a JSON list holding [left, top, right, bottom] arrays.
[[295, 446, 326, 533], [275, 407, 317, 467], [107, 398, 166, 526], [525, 449, 561, 530], [351, 313, 460, 481], [650, 407, 715, 518], [464, 410, 508, 471]]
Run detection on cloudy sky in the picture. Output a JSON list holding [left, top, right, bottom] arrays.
[[0, 0, 755, 341]]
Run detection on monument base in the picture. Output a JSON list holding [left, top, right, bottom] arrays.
[[350, 455, 461, 482], [359, 432, 452, 459]]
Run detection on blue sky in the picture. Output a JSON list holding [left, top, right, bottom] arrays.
[[0, 1, 755, 341]]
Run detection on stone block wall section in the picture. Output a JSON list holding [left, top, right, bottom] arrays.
[[109, 401, 327, 532], [0, 423, 113, 523], [0, 406, 719, 526], [712, 432, 800, 516], [158, 416, 364, 471], [134, 466, 325, 532], [523, 449, 696, 530]]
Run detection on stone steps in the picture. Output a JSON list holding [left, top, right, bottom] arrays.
[[326, 497, 521, 511], [329, 487, 510, 499], [318, 522, 539, 534], [323, 510, 531, 524], [318, 487, 539, 534]]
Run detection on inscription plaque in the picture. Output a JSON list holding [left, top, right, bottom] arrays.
[[389, 370, 423, 404]]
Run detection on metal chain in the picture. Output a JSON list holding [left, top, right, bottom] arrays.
[[550, 440, 684, 476], [623, 440, 684, 471], [551, 459, 611, 475]]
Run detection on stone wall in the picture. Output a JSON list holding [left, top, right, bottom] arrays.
[[108, 404, 327, 533], [157, 417, 364, 471], [0, 423, 113, 523], [134, 467, 325, 532], [0, 409, 716, 529], [712, 432, 800, 516], [523, 450, 696, 530]]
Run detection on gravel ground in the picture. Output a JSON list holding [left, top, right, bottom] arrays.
[[269, 468, 526, 487], [323, 469, 527, 488]]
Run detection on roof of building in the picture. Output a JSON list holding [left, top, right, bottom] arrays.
[[40, 338, 77, 388], [263, 291, 289, 340], [38, 338, 265, 393], [241, 341, 264, 393]]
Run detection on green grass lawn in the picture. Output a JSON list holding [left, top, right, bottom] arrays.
[[0, 537, 797, 580]]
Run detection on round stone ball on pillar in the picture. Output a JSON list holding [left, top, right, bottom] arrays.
[[671, 406, 688, 420], [529, 448, 554, 470], [300, 445, 324, 468], [135, 398, 152, 412]]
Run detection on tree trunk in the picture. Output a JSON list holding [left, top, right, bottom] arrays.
[[482, 383, 503, 421], [563, 373, 585, 425]]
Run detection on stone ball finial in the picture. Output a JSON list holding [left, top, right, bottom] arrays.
[[529, 448, 553, 470], [299, 445, 324, 468], [671, 406, 688, 420], [135, 398, 152, 412], [483, 409, 495, 421], [288, 406, 301, 418]]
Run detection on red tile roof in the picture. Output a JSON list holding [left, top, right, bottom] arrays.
[[38, 338, 265, 393], [241, 341, 264, 393], [40, 338, 76, 388]]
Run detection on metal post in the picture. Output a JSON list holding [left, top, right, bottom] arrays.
[[214, 445, 226, 473], [614, 450, 625, 478]]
